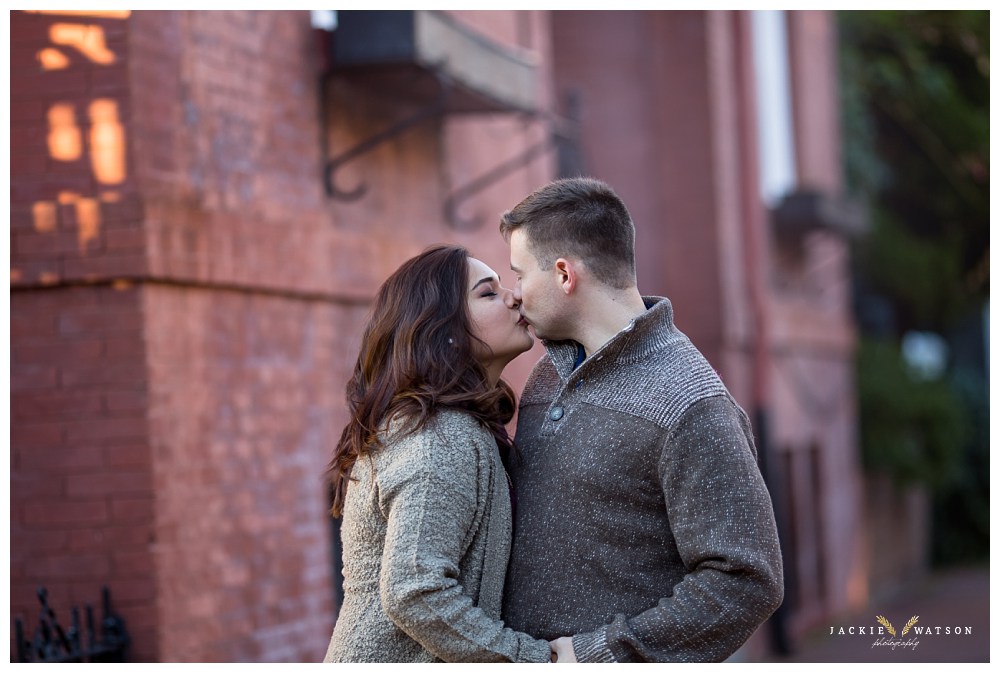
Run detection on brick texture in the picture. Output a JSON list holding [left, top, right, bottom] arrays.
[[9, 9, 155, 662], [15, 8, 552, 663]]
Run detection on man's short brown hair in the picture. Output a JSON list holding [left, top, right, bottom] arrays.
[[499, 177, 636, 289]]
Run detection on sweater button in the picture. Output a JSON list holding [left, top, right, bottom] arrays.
[[549, 406, 564, 421]]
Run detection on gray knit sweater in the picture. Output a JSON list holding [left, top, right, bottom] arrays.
[[502, 296, 784, 662], [324, 409, 552, 663]]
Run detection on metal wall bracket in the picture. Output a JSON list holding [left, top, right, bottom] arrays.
[[323, 79, 450, 201], [443, 111, 580, 230]]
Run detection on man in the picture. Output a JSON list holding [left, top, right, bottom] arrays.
[[499, 177, 783, 663]]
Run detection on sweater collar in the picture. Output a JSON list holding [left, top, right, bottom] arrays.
[[542, 296, 677, 381]]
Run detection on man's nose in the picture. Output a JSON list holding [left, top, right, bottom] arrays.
[[503, 287, 520, 309], [511, 284, 523, 304]]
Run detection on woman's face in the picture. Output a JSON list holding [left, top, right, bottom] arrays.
[[466, 257, 533, 375]]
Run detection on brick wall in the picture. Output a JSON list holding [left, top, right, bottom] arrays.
[[10, 9, 158, 662], [143, 285, 362, 661], [11, 8, 556, 662]]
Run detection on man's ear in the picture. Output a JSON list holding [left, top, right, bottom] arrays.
[[554, 258, 578, 295]]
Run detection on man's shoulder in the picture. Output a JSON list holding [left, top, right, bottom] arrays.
[[594, 346, 729, 430]]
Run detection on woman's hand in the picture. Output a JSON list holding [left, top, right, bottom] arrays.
[[549, 636, 577, 663]]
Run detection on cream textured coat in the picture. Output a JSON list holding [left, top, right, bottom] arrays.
[[324, 409, 551, 663]]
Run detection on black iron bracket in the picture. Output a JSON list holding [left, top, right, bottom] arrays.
[[322, 73, 451, 201], [443, 111, 579, 230]]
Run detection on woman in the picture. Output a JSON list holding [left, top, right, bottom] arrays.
[[323, 244, 553, 663]]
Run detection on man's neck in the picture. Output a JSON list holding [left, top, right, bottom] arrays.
[[572, 288, 648, 357]]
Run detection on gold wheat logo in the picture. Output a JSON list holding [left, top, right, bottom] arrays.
[[875, 615, 896, 637], [875, 615, 919, 637]]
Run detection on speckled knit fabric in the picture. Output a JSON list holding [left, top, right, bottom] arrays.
[[502, 296, 784, 662], [324, 409, 552, 663]]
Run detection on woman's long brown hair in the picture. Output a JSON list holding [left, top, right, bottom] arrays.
[[327, 244, 517, 517]]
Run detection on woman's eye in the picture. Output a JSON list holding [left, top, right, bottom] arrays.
[[481, 291, 497, 298]]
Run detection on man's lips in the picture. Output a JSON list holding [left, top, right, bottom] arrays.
[[517, 315, 530, 327]]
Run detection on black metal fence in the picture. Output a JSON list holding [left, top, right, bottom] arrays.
[[14, 586, 130, 663]]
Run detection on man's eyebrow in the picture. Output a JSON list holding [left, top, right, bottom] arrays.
[[470, 276, 496, 291]]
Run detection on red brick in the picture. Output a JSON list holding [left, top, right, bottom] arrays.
[[10, 422, 64, 449], [68, 525, 151, 551], [9, 529, 70, 555], [11, 70, 90, 96], [100, 336, 146, 362], [97, 196, 144, 224], [17, 444, 105, 472], [61, 254, 148, 282], [10, 97, 47, 122], [12, 389, 104, 420], [10, 364, 58, 391], [11, 153, 48, 177], [65, 471, 152, 498], [103, 227, 147, 252], [10, 260, 63, 287], [111, 496, 155, 524], [58, 305, 144, 335], [106, 578, 156, 603], [104, 444, 152, 469], [15, 286, 99, 308], [96, 280, 142, 302], [9, 204, 38, 230], [10, 312, 59, 341], [111, 550, 155, 577], [8, 12, 53, 44], [90, 65, 130, 92], [13, 338, 104, 365], [22, 500, 109, 527], [9, 121, 48, 148], [63, 417, 148, 444], [103, 390, 148, 412], [10, 472, 65, 500], [59, 362, 148, 390], [11, 176, 95, 203], [23, 553, 112, 581]]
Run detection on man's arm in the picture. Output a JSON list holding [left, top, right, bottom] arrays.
[[570, 395, 784, 662]]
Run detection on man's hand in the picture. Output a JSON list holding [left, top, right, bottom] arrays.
[[549, 636, 577, 663]]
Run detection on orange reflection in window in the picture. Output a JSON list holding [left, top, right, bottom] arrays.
[[75, 197, 101, 252], [32, 202, 58, 232], [50, 23, 116, 65], [47, 103, 82, 161], [54, 191, 102, 254], [38, 47, 70, 70], [89, 99, 125, 185]]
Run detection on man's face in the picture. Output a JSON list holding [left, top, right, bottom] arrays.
[[509, 229, 568, 341]]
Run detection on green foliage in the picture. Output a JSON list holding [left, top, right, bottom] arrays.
[[930, 367, 990, 564], [839, 11, 988, 564], [856, 338, 967, 489], [840, 10, 989, 326]]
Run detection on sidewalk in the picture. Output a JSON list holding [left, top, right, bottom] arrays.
[[765, 565, 990, 663]]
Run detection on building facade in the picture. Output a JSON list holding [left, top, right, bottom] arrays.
[[11, 10, 864, 662]]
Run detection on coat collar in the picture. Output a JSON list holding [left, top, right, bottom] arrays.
[[542, 296, 678, 381]]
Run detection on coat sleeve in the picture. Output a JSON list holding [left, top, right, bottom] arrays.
[[571, 395, 785, 662], [375, 422, 552, 663]]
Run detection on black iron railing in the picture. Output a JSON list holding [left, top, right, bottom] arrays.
[[14, 586, 130, 662]]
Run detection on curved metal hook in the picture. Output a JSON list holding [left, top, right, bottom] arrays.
[[324, 101, 446, 200], [443, 137, 556, 230], [323, 72, 453, 201]]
